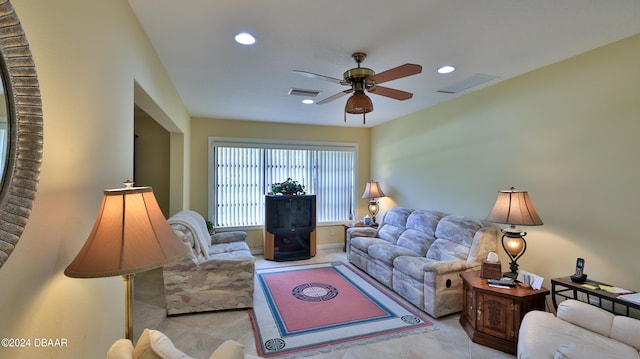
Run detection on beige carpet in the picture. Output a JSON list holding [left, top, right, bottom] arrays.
[[134, 247, 516, 359]]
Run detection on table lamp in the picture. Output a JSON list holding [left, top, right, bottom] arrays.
[[361, 180, 386, 224], [485, 187, 543, 279], [65, 182, 188, 339]]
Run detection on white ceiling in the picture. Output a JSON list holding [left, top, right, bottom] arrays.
[[128, 0, 640, 127]]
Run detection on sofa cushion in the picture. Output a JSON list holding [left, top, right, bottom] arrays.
[[393, 256, 432, 282], [368, 243, 418, 266], [377, 207, 412, 243], [351, 236, 390, 253], [553, 342, 639, 359], [107, 339, 134, 359], [396, 229, 432, 255], [556, 299, 614, 337], [467, 227, 500, 263], [425, 239, 470, 261], [395, 210, 445, 255], [407, 210, 446, 235], [610, 315, 640, 351], [426, 215, 483, 261], [134, 328, 193, 359], [434, 215, 483, 246], [208, 241, 251, 256]]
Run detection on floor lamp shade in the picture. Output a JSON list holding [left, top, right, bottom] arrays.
[[64, 186, 187, 278], [65, 186, 187, 340]]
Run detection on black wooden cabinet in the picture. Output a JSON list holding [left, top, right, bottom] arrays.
[[264, 195, 316, 261]]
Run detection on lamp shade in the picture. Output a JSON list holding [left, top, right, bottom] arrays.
[[65, 186, 188, 278], [361, 181, 386, 199], [485, 187, 543, 226]]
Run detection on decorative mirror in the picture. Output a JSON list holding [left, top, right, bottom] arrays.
[[0, 0, 44, 268]]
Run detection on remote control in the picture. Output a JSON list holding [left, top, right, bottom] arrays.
[[487, 278, 516, 287]]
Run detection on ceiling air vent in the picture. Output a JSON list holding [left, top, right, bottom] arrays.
[[437, 74, 499, 94], [288, 88, 321, 97]]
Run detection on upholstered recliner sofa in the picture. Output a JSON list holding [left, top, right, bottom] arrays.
[[348, 207, 498, 318], [106, 328, 260, 359], [518, 299, 640, 358], [162, 210, 255, 315]]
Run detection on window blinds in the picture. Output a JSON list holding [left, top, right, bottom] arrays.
[[211, 139, 356, 227]]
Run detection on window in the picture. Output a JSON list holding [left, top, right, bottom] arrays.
[[209, 137, 357, 228]]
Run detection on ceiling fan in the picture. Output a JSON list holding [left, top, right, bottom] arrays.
[[294, 52, 422, 124]]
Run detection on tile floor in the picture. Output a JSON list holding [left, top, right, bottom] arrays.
[[134, 247, 515, 359]]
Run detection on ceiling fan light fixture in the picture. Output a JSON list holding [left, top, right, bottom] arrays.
[[344, 92, 373, 124], [302, 99, 314, 104]]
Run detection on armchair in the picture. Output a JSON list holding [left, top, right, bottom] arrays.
[[106, 328, 260, 359], [162, 210, 255, 315]]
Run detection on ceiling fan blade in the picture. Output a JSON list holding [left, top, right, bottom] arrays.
[[368, 85, 413, 100], [368, 63, 422, 84], [317, 89, 352, 104], [293, 70, 348, 85]]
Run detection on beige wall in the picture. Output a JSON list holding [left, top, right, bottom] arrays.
[[372, 34, 640, 293], [0, 1, 190, 358], [189, 118, 371, 250], [1, 1, 637, 358]]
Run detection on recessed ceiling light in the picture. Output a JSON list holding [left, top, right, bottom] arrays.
[[302, 99, 314, 104], [437, 65, 456, 74], [234, 32, 256, 45]]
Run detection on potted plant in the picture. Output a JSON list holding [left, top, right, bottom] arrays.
[[205, 220, 214, 234], [271, 178, 305, 195]]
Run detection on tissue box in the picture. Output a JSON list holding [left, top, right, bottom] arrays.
[[480, 260, 502, 279]]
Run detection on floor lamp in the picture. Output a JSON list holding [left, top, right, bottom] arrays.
[[65, 183, 188, 340], [485, 187, 543, 279]]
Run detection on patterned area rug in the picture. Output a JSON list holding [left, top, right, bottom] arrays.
[[249, 261, 435, 358]]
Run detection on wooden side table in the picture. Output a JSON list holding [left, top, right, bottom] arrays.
[[459, 271, 549, 355], [342, 223, 377, 252]]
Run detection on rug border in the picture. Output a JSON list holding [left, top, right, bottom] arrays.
[[249, 261, 435, 358]]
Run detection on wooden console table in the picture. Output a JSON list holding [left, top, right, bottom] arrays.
[[460, 271, 549, 355], [551, 276, 640, 318]]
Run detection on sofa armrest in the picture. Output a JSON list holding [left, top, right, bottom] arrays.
[[347, 227, 378, 240], [211, 230, 247, 244], [164, 254, 253, 273], [197, 256, 254, 271], [422, 260, 480, 275]]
